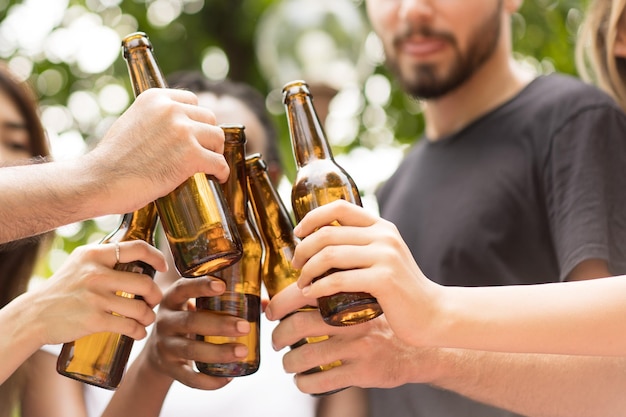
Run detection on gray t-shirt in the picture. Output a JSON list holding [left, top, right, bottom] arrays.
[[371, 74, 626, 417]]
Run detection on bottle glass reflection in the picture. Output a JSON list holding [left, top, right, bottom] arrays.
[[246, 153, 345, 395], [196, 125, 263, 377], [122, 31, 242, 277], [56, 203, 158, 389], [283, 80, 382, 326]]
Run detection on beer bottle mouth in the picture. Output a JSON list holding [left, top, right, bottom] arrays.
[[282, 80, 310, 103], [220, 124, 247, 146], [245, 153, 267, 172], [121, 32, 152, 57]]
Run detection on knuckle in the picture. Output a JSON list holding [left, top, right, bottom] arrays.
[[180, 339, 198, 360], [320, 246, 337, 264], [288, 311, 309, 331]]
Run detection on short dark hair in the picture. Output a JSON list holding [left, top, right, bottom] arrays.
[[167, 71, 281, 170]]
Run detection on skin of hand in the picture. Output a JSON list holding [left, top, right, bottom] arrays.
[[265, 199, 441, 349], [0, 88, 231, 245], [101, 276, 252, 417], [27, 240, 165, 345], [0, 240, 165, 384], [85, 88, 230, 216], [268, 292, 437, 394], [138, 276, 251, 390]]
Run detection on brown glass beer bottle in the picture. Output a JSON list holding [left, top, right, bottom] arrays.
[[56, 203, 158, 389], [122, 32, 242, 277], [195, 125, 262, 377], [246, 153, 344, 395], [283, 80, 382, 326]]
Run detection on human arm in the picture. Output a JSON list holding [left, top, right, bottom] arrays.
[[271, 300, 626, 417], [0, 88, 229, 244], [102, 276, 250, 417], [0, 240, 164, 384], [21, 349, 87, 417], [278, 199, 626, 356]]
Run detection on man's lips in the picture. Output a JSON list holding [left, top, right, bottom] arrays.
[[397, 36, 448, 57]]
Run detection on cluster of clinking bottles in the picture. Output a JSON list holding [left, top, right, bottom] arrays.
[[55, 32, 383, 396]]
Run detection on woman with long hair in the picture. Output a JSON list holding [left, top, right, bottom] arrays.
[[0, 62, 56, 417]]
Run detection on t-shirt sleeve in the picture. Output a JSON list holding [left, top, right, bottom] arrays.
[[544, 104, 626, 280]]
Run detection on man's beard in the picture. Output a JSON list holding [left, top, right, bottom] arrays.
[[386, 1, 503, 99]]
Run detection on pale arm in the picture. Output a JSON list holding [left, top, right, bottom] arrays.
[[272, 301, 626, 417], [21, 350, 87, 417], [0, 88, 229, 244], [284, 200, 626, 356], [425, 349, 626, 417]]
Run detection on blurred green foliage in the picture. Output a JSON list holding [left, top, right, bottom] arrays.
[[0, 0, 589, 278]]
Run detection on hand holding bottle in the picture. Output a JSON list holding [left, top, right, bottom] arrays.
[[86, 87, 230, 217], [0, 240, 164, 384], [99, 276, 252, 416], [269, 301, 434, 394], [266, 199, 441, 348], [140, 276, 252, 390]]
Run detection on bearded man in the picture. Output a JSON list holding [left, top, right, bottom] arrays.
[[267, 1, 626, 416]]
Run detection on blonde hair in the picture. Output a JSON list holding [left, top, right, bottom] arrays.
[[576, 0, 626, 110]]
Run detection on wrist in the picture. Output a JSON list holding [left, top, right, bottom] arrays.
[[64, 154, 115, 217], [139, 337, 176, 387], [1, 291, 47, 354], [424, 280, 461, 348]]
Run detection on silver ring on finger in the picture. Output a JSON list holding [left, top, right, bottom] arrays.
[[114, 242, 120, 264]]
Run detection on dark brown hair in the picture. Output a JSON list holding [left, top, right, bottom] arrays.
[[0, 62, 52, 417]]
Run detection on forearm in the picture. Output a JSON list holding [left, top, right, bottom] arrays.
[[426, 276, 626, 356], [102, 350, 173, 417], [429, 349, 626, 417], [0, 157, 109, 243], [0, 292, 47, 383]]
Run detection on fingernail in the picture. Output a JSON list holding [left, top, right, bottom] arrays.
[[302, 285, 311, 295], [209, 279, 225, 292], [293, 223, 301, 235], [236, 320, 250, 334], [234, 345, 248, 358], [265, 306, 273, 321]]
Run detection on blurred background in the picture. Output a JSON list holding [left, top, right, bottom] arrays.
[[0, 0, 587, 278]]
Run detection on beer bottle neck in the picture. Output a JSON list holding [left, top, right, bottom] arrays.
[[247, 161, 295, 249], [104, 202, 158, 245], [284, 92, 334, 168], [222, 142, 248, 224], [123, 37, 167, 96]]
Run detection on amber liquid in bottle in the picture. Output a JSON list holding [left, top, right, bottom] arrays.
[[283, 80, 382, 326], [246, 154, 344, 395], [122, 31, 242, 277], [195, 125, 263, 377], [56, 203, 158, 390]]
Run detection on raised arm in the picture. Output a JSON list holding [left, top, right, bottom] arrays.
[[0, 88, 228, 244]]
